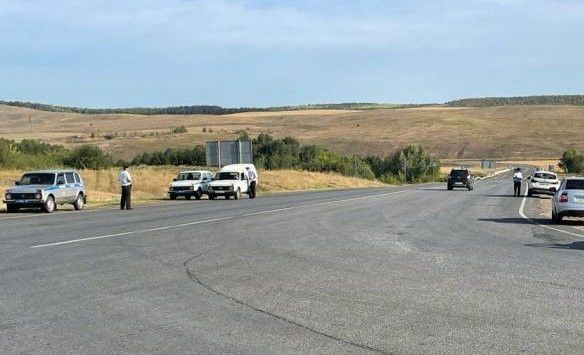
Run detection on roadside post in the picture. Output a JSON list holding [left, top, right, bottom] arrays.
[[431, 161, 437, 182], [402, 160, 408, 183], [353, 160, 358, 188]]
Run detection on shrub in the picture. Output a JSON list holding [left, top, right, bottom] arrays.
[[559, 149, 584, 173], [171, 125, 188, 134], [63, 145, 114, 170]]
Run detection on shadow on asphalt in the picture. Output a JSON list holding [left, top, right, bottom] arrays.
[[526, 241, 584, 251], [484, 194, 523, 198], [479, 217, 584, 226], [478, 217, 551, 225], [417, 188, 470, 192]]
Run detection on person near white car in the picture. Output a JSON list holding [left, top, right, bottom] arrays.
[[208, 164, 258, 200], [513, 168, 523, 197], [245, 166, 257, 198]]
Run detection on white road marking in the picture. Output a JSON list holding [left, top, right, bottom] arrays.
[[0, 199, 197, 221], [519, 186, 584, 239], [31, 216, 234, 248], [31, 190, 408, 248]]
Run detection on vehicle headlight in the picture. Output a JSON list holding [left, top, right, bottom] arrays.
[[5, 194, 12, 200], [35, 193, 42, 199], [188, 186, 194, 190]]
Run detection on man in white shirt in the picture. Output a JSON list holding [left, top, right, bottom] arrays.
[[119, 165, 133, 210], [513, 168, 523, 197], [245, 166, 257, 198]]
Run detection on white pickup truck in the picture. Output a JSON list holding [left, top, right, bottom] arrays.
[[207, 164, 258, 200], [168, 170, 213, 200]]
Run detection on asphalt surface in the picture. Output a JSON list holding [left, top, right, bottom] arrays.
[[2, 171, 584, 354]]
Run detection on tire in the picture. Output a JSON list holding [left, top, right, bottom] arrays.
[[169, 194, 177, 200], [73, 193, 85, 210], [447, 184, 453, 191], [185, 195, 192, 200], [527, 190, 532, 197], [42, 195, 56, 213], [234, 188, 241, 200], [225, 194, 231, 200], [209, 194, 215, 200], [6, 204, 18, 213], [194, 189, 202, 200]]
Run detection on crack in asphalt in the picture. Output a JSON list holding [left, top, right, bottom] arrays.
[[113, 232, 391, 354], [182, 253, 391, 355]]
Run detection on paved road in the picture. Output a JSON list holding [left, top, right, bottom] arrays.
[[2, 172, 584, 354]]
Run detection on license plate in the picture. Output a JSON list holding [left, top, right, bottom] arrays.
[[574, 195, 584, 203], [16, 199, 25, 203]]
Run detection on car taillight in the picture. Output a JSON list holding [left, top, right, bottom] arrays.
[[559, 193, 569, 203]]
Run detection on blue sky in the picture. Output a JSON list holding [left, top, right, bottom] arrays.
[[1, 0, 583, 107]]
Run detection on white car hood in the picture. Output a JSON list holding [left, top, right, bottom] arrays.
[[170, 181, 200, 188], [209, 181, 237, 187]]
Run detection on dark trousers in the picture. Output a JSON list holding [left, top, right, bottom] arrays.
[[249, 181, 257, 198], [514, 181, 521, 197], [121, 185, 132, 210]]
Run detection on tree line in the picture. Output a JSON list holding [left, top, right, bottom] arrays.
[[446, 95, 584, 107], [0, 100, 385, 116], [0, 135, 442, 182]]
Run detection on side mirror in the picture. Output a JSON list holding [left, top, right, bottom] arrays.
[[14, 181, 20, 185], [173, 178, 177, 182], [211, 178, 215, 181]]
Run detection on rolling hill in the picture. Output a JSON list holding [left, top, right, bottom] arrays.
[[1, 103, 583, 160]]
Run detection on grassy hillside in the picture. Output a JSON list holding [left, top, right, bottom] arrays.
[[1, 104, 584, 160]]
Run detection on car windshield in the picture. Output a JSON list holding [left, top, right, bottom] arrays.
[[177, 172, 201, 181], [565, 180, 584, 190], [19, 173, 55, 185], [216, 172, 239, 180], [450, 170, 468, 177], [534, 172, 556, 180]]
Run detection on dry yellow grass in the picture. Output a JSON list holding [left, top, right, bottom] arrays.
[[0, 167, 387, 210], [2, 104, 583, 160]]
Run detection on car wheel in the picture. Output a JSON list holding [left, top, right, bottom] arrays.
[[447, 184, 453, 191], [6, 204, 19, 213], [185, 195, 192, 200], [42, 195, 56, 213], [225, 194, 231, 200], [73, 193, 85, 210], [169, 194, 177, 200], [194, 189, 202, 200], [527, 190, 532, 197], [234, 188, 241, 200]]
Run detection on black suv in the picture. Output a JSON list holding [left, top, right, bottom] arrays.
[[447, 169, 474, 191]]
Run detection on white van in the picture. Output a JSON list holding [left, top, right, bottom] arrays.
[[208, 164, 258, 200]]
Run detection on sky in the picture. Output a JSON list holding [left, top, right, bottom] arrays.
[[0, 0, 583, 108]]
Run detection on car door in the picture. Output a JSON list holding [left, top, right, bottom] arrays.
[[201, 172, 211, 191], [65, 172, 77, 202], [55, 173, 67, 203]]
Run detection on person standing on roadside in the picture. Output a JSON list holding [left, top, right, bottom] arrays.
[[119, 165, 133, 210], [513, 167, 523, 197], [245, 166, 257, 198]]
